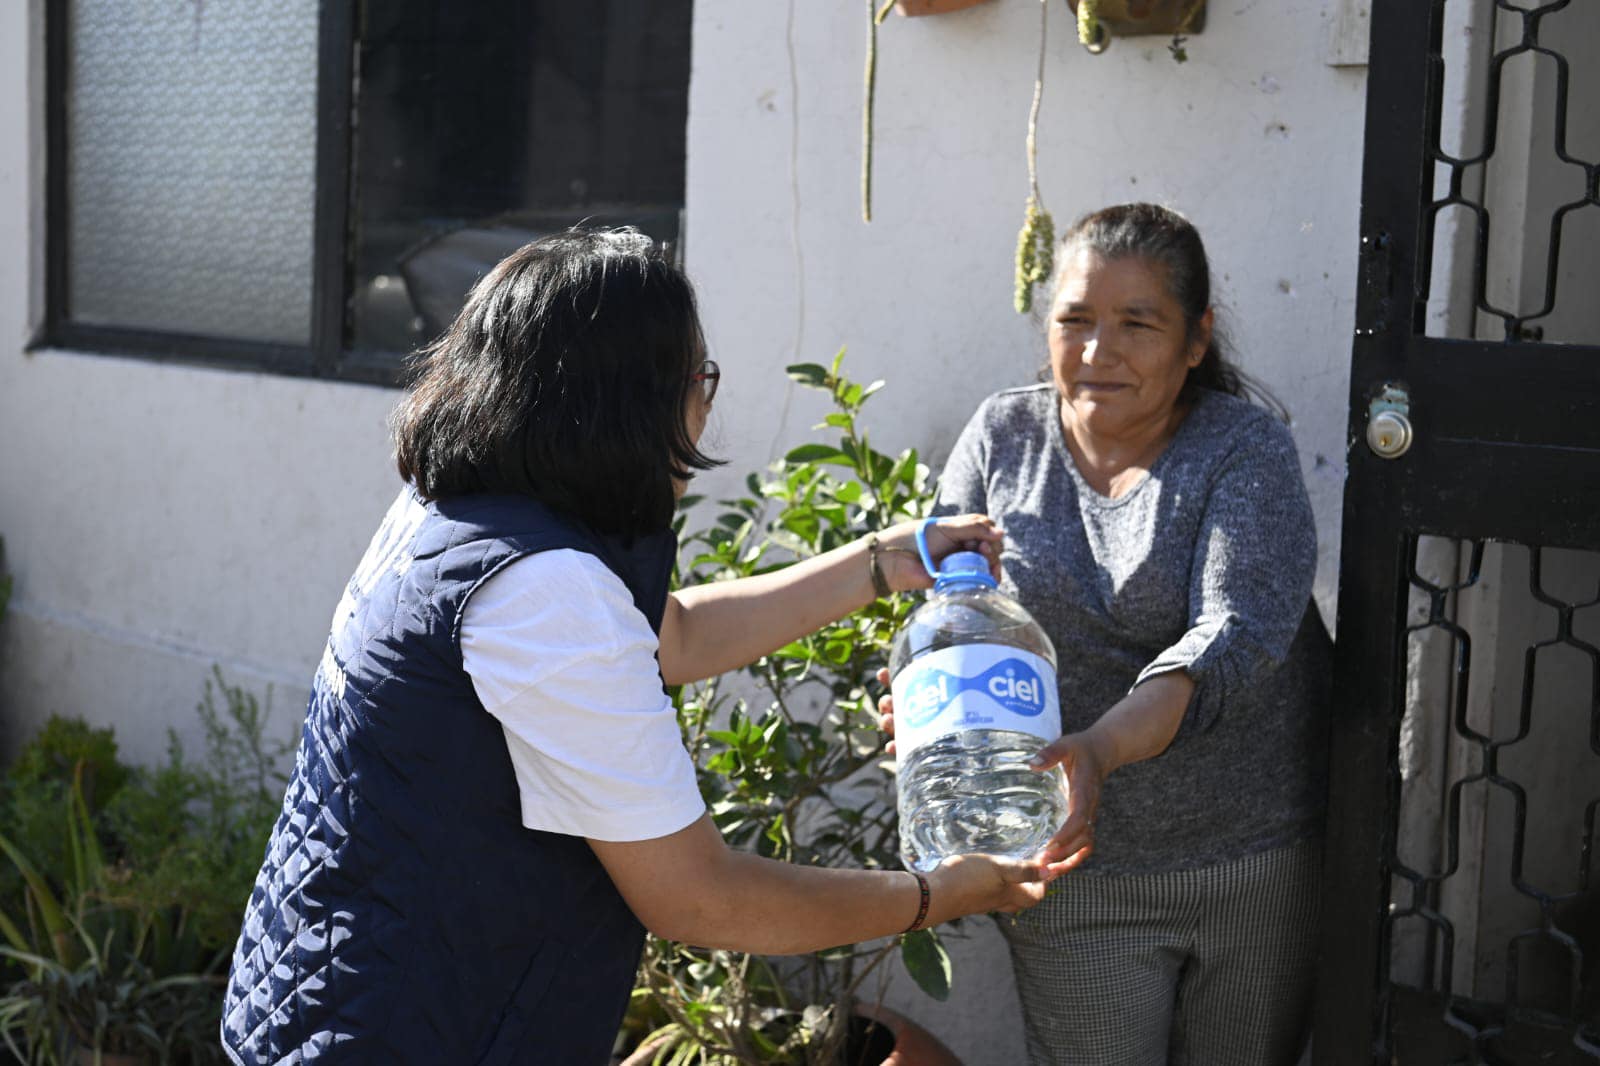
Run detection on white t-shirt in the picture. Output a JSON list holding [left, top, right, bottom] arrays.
[[459, 549, 706, 843]]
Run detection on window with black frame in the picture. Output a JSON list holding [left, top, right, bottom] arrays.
[[45, 0, 692, 384]]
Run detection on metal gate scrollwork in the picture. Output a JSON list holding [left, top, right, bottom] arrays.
[[1315, 1, 1600, 1063]]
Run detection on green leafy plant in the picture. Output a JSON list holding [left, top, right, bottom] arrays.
[[105, 668, 290, 953], [0, 765, 213, 1066], [625, 352, 956, 1065], [1, 717, 132, 924], [0, 670, 289, 1064]]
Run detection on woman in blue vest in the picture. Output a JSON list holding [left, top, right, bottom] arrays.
[[221, 228, 1061, 1065]]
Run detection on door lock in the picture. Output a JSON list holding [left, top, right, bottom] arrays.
[[1365, 385, 1413, 459]]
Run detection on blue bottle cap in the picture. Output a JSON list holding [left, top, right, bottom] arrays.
[[933, 550, 997, 591], [913, 517, 998, 592]]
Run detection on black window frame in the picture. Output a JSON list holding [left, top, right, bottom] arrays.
[[37, 1, 692, 389], [38, 0, 374, 383]]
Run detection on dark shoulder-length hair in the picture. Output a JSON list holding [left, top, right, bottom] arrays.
[[392, 227, 721, 537]]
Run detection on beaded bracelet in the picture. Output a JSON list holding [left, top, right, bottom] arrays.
[[903, 871, 931, 933]]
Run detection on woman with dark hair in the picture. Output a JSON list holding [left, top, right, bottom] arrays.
[[220, 229, 1060, 1065], [883, 204, 1332, 1064]]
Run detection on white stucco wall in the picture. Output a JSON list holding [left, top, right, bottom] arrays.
[[2, 0, 1368, 1059], [685, 1, 1366, 618], [0, 1, 396, 765], [683, 1, 1365, 1057]]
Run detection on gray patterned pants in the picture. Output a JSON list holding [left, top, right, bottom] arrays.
[[999, 838, 1322, 1066]]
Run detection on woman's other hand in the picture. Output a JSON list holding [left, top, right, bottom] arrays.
[[875, 666, 898, 755], [874, 514, 1004, 592], [1029, 732, 1110, 871], [1028, 672, 1195, 868]]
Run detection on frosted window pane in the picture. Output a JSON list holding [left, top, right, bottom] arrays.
[[66, 1, 319, 345]]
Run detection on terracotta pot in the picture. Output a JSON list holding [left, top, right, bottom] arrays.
[[851, 1003, 962, 1066], [1065, 0, 1207, 36], [893, 0, 995, 17]]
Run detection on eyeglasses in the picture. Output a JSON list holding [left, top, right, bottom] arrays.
[[692, 359, 720, 405]]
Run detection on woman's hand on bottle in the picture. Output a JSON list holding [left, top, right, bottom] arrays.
[[1028, 731, 1109, 870], [873, 514, 1004, 593]]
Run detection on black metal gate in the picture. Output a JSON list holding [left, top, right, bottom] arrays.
[[1313, 1, 1600, 1063]]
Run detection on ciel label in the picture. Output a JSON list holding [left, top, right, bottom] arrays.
[[892, 644, 1059, 760]]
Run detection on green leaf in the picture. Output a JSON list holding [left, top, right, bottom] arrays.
[[686, 551, 729, 572], [819, 412, 853, 431], [778, 512, 820, 544], [900, 928, 952, 1001], [67, 765, 105, 896], [785, 363, 828, 388], [748, 1027, 782, 1056], [783, 443, 851, 466], [0, 901, 28, 954], [888, 450, 915, 485], [860, 379, 887, 402], [0, 827, 70, 962]]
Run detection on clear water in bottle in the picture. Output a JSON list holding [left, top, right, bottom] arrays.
[[891, 536, 1067, 873]]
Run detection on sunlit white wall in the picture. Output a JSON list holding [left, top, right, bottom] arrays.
[[1, 1, 1371, 1054], [683, 1, 1368, 1055]]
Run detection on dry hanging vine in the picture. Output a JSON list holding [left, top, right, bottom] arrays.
[[861, 0, 1194, 311], [861, 0, 898, 222], [1013, 0, 1055, 313]]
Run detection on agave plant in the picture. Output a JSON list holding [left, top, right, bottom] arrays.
[[0, 767, 218, 1066]]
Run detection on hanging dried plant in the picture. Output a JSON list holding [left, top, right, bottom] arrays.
[[861, 0, 898, 222], [1013, 0, 1055, 314]]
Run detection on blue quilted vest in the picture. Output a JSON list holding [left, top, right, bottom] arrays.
[[222, 490, 678, 1065]]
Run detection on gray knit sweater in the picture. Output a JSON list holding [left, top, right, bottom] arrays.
[[935, 384, 1332, 875]]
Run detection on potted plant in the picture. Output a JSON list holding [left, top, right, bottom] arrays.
[[619, 353, 963, 1065], [1067, 0, 1206, 46]]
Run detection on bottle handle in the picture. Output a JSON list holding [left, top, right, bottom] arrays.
[[914, 516, 940, 582]]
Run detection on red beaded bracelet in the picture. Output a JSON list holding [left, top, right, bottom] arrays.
[[903, 871, 931, 933]]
